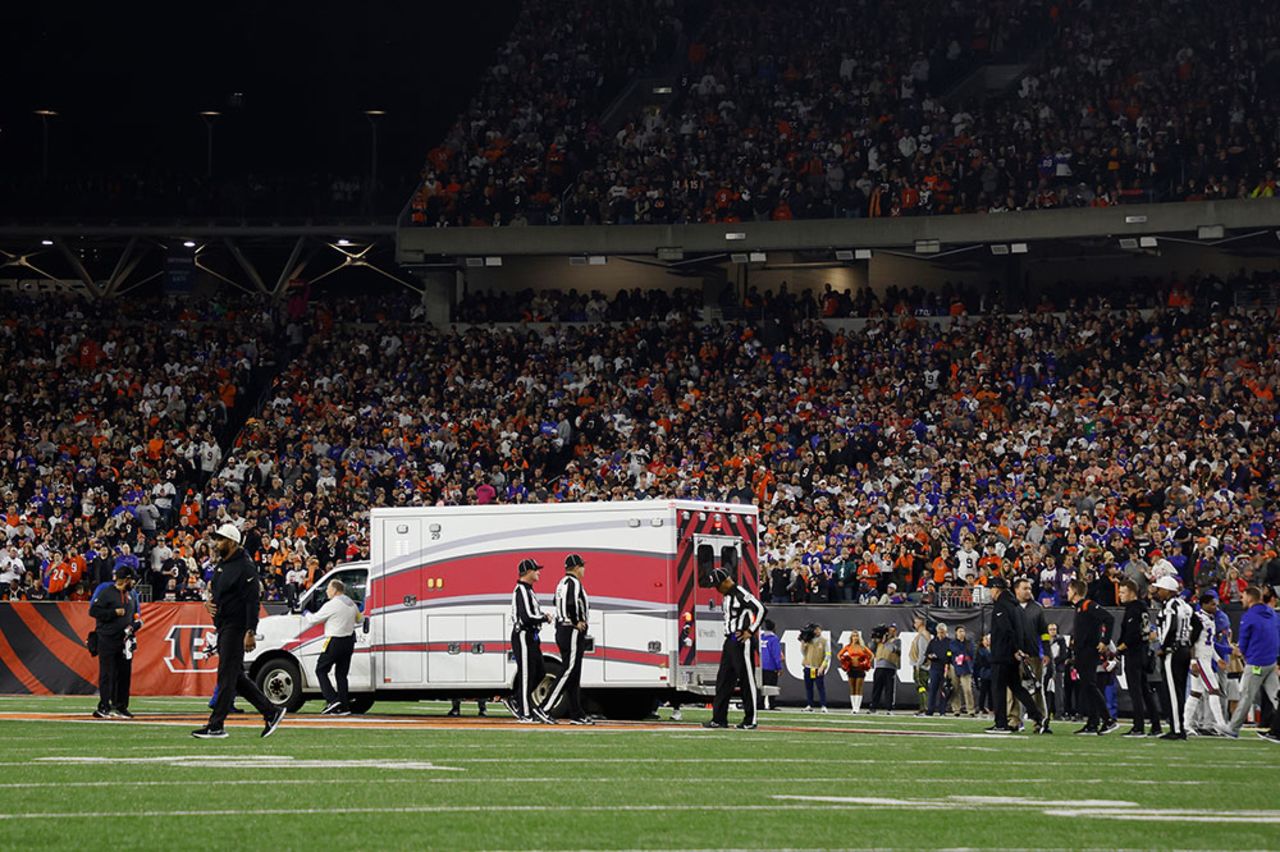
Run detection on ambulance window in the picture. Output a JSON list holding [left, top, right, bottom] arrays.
[[333, 569, 368, 608], [696, 544, 716, 587], [720, 546, 739, 577]]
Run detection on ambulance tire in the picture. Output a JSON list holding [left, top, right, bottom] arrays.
[[347, 695, 375, 714], [531, 657, 566, 717], [255, 657, 307, 712]]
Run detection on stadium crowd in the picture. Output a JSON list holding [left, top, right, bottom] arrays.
[[410, 0, 1280, 225], [2, 268, 1277, 616]]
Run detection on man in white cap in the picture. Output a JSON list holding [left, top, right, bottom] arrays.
[[1153, 575, 1194, 740], [192, 522, 287, 739]]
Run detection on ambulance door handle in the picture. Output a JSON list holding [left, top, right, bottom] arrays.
[[447, 643, 462, 655], [471, 643, 485, 654]]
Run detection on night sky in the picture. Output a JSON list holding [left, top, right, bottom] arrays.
[[3, 1, 520, 185]]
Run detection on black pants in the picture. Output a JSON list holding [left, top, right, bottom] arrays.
[[761, 669, 779, 708], [926, 667, 948, 715], [991, 661, 1041, 728], [1162, 647, 1191, 735], [869, 668, 896, 710], [208, 625, 274, 728], [1123, 651, 1160, 732], [1075, 657, 1109, 728], [97, 638, 128, 712], [976, 674, 992, 712], [711, 636, 757, 726], [542, 624, 586, 719], [511, 630, 545, 718], [316, 633, 356, 707]]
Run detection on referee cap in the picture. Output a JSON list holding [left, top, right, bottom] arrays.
[[517, 558, 544, 575], [564, 553, 585, 570], [706, 567, 731, 587]]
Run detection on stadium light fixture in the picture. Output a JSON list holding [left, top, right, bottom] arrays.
[[182, 240, 197, 248], [1197, 225, 1224, 240], [914, 239, 941, 254], [652, 86, 673, 95], [730, 252, 749, 264], [587, 255, 607, 266], [1139, 236, 1158, 248], [854, 249, 872, 260], [1010, 243, 1028, 254], [656, 246, 684, 261], [1118, 238, 1139, 250], [725, 232, 747, 241], [464, 257, 485, 268], [989, 244, 1010, 256], [336, 238, 354, 247], [483, 256, 502, 267], [834, 250, 854, 261], [40, 239, 54, 246], [1124, 214, 1148, 224], [748, 251, 767, 263]]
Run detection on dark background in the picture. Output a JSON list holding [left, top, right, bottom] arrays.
[[2, 1, 521, 187]]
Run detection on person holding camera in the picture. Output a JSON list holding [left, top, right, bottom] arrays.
[[800, 623, 830, 713], [88, 565, 139, 719], [703, 568, 765, 730], [193, 523, 287, 740], [868, 625, 901, 713]]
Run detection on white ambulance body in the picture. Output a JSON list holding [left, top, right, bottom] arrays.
[[246, 500, 761, 718]]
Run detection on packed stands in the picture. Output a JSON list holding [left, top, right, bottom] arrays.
[[3, 269, 1277, 609], [409, 0, 1280, 225]]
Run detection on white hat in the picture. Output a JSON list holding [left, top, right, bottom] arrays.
[[214, 522, 243, 546], [1153, 576, 1180, 592]]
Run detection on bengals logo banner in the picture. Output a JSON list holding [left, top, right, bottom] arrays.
[[0, 603, 229, 696]]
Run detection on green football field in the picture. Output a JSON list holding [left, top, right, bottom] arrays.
[[0, 696, 1275, 851]]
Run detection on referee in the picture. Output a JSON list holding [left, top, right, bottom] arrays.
[[511, 558, 555, 724], [304, 578, 364, 715], [703, 568, 765, 730], [192, 523, 286, 740], [541, 554, 592, 724]]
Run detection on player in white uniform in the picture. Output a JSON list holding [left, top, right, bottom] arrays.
[[1184, 593, 1230, 736]]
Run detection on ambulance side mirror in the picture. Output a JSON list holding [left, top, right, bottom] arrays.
[[362, 618, 370, 634]]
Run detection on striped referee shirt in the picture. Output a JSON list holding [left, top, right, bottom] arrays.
[[511, 581, 544, 632], [554, 574, 589, 626], [1159, 595, 1194, 650], [722, 585, 766, 637]]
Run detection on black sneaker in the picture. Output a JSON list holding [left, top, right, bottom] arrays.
[[321, 702, 342, 716], [112, 708, 134, 719], [735, 722, 758, 730], [1098, 720, 1120, 736], [1073, 726, 1099, 735], [1257, 731, 1280, 744], [92, 709, 111, 719], [261, 707, 287, 739], [532, 708, 558, 725], [983, 725, 1013, 734], [191, 726, 228, 739], [569, 717, 595, 726], [1034, 719, 1053, 734], [333, 705, 351, 717], [1122, 728, 1146, 738], [1158, 731, 1187, 740], [477, 707, 487, 717], [446, 708, 460, 717], [702, 720, 728, 729]]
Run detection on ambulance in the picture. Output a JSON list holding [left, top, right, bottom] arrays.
[[246, 500, 762, 718]]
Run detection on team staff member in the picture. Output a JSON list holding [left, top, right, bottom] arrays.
[[541, 554, 592, 724], [88, 566, 138, 720], [1066, 579, 1117, 735], [1153, 575, 1194, 740], [192, 523, 286, 740], [304, 578, 363, 715], [511, 559, 555, 724], [1115, 579, 1161, 737], [984, 578, 1046, 734], [703, 568, 765, 730], [1225, 585, 1279, 739], [1012, 578, 1051, 732]]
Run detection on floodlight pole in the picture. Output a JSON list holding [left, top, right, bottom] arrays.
[[34, 110, 58, 179], [199, 111, 221, 179]]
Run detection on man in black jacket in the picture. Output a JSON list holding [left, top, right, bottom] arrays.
[[88, 566, 137, 719], [985, 578, 1046, 734], [1067, 578, 1118, 735], [192, 523, 286, 739], [1115, 579, 1162, 737]]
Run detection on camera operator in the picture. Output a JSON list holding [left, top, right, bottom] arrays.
[[799, 623, 830, 713], [868, 625, 900, 713]]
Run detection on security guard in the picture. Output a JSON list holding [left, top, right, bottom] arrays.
[[511, 558, 555, 724], [192, 523, 286, 739], [88, 565, 138, 719], [541, 553, 592, 724], [985, 577, 1046, 734], [703, 568, 765, 730]]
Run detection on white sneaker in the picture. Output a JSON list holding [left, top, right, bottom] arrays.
[[820, 707, 829, 714], [670, 709, 683, 721], [802, 706, 814, 713], [850, 709, 857, 716]]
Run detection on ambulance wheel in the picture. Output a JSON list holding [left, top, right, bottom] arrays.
[[347, 695, 375, 715], [255, 657, 306, 712], [532, 657, 567, 717]]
